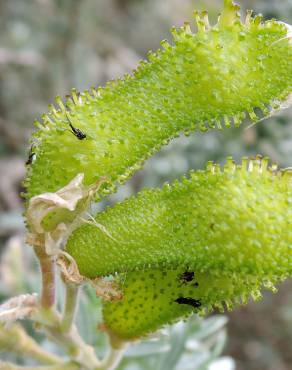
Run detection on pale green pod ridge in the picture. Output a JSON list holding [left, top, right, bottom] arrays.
[[25, 1, 292, 204], [66, 158, 292, 339]]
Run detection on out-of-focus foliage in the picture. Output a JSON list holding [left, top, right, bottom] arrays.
[[0, 1, 291, 370]]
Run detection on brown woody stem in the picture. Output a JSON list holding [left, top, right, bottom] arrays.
[[34, 247, 56, 309]]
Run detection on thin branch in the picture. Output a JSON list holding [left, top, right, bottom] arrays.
[[0, 323, 62, 365], [61, 283, 79, 333], [99, 346, 127, 370], [34, 309, 101, 369], [34, 247, 56, 309], [99, 334, 128, 370], [0, 361, 79, 370]]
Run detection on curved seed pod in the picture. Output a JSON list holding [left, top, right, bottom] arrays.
[[103, 269, 266, 340], [67, 157, 292, 278], [66, 157, 292, 339], [25, 0, 292, 206]]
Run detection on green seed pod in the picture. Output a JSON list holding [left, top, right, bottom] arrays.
[[25, 0, 292, 206], [103, 269, 264, 340], [66, 157, 292, 339]]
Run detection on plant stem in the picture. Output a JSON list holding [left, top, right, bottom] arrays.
[[47, 325, 100, 369], [99, 346, 127, 370], [61, 284, 79, 333], [99, 334, 128, 370], [32, 247, 100, 368], [35, 308, 100, 369], [34, 247, 56, 309], [0, 361, 79, 370], [0, 323, 63, 365]]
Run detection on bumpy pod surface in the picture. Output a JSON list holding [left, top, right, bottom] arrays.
[[103, 269, 267, 340], [66, 158, 292, 339], [25, 0, 292, 202]]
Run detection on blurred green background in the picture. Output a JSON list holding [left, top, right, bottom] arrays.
[[0, 0, 291, 369]]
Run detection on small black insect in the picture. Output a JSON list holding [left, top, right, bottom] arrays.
[[174, 297, 201, 309], [69, 122, 86, 140], [179, 271, 195, 284], [25, 145, 35, 165], [66, 112, 86, 140]]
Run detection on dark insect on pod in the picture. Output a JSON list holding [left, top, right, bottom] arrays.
[[179, 271, 195, 283], [174, 297, 202, 309], [25, 145, 36, 165], [69, 123, 86, 140], [66, 112, 86, 140]]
